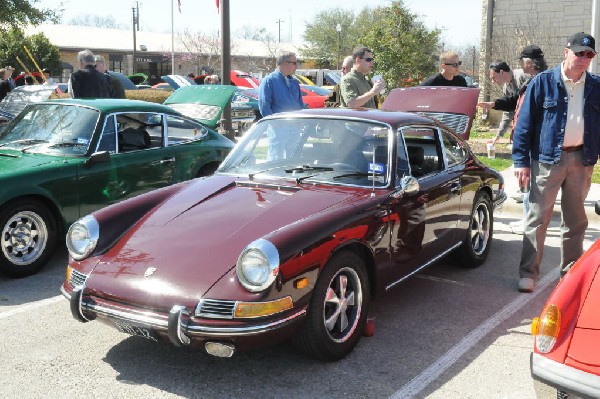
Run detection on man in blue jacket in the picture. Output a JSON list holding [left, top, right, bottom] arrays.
[[512, 32, 600, 292], [258, 51, 304, 117]]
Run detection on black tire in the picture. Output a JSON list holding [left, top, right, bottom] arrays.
[[455, 192, 493, 268], [292, 250, 370, 361], [0, 200, 57, 277]]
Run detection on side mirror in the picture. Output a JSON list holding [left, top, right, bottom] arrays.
[[84, 151, 110, 167], [392, 176, 419, 199]]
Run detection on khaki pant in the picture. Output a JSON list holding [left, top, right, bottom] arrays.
[[519, 150, 593, 279]]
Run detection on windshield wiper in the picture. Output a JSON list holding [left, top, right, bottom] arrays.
[[284, 164, 334, 173], [47, 142, 84, 148], [0, 139, 48, 148], [332, 171, 383, 179]]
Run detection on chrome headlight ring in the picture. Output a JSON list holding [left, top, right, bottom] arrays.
[[236, 239, 280, 292], [66, 215, 99, 261]]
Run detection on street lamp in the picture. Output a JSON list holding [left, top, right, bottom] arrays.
[[131, 1, 139, 74], [336, 24, 342, 70]]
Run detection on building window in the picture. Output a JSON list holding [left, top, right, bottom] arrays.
[[110, 60, 122, 73]]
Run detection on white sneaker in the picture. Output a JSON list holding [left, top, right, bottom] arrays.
[[509, 220, 525, 235]]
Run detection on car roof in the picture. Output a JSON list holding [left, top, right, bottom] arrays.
[[268, 107, 436, 128], [39, 98, 181, 114]]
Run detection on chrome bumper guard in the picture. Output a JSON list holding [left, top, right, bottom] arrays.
[[61, 285, 306, 338]]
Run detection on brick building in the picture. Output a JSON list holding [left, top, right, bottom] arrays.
[[25, 24, 299, 83], [479, 0, 597, 101]]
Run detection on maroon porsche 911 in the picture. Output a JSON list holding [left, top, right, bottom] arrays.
[[61, 88, 506, 361]]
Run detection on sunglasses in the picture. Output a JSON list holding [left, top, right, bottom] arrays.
[[443, 61, 462, 67], [362, 57, 374, 62], [573, 50, 596, 59], [286, 61, 299, 65]]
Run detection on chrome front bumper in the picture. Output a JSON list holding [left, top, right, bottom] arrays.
[[531, 352, 600, 398], [61, 285, 306, 346]]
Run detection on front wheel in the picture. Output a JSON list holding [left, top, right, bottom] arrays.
[[0, 200, 57, 277], [455, 192, 493, 268], [292, 250, 370, 361]]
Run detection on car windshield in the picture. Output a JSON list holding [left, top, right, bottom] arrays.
[[0, 103, 100, 155], [218, 117, 392, 187]]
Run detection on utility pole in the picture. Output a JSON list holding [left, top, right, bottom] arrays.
[[276, 19, 285, 43], [131, 1, 139, 74]]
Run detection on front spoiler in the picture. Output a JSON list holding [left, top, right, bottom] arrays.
[[531, 352, 600, 399], [61, 285, 306, 345]]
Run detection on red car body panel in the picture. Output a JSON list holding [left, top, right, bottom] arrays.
[[531, 238, 600, 396], [230, 70, 259, 88], [300, 87, 327, 108]]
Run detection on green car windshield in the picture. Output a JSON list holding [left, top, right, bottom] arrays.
[[0, 103, 100, 155]]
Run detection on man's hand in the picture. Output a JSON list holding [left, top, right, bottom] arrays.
[[371, 79, 385, 95], [513, 167, 530, 189], [477, 101, 495, 110]]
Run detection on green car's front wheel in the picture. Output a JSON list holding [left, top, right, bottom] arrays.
[[0, 200, 57, 277]]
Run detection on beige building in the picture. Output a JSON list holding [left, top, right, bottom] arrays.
[[479, 0, 597, 100], [26, 24, 299, 83]]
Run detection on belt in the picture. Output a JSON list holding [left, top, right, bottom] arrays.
[[562, 145, 583, 152]]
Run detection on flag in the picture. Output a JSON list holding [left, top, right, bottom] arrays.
[[177, 0, 181, 13], [216, 0, 219, 13]]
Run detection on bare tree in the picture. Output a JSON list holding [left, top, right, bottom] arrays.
[[177, 29, 236, 76], [69, 14, 126, 29]]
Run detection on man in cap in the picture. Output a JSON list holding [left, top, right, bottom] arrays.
[[512, 33, 600, 292], [42, 68, 55, 85]]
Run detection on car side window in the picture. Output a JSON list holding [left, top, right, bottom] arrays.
[[401, 127, 443, 177], [97, 115, 117, 153], [116, 113, 163, 152], [166, 115, 209, 146], [441, 129, 467, 167]]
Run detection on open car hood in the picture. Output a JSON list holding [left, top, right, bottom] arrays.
[[382, 87, 480, 139], [163, 85, 238, 127], [161, 75, 195, 90], [0, 85, 58, 121]]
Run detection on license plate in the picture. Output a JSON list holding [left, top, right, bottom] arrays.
[[114, 320, 158, 342]]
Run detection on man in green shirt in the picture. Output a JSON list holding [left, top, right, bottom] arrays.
[[340, 46, 385, 108]]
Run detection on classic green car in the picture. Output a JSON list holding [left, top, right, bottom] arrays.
[[0, 99, 234, 277]]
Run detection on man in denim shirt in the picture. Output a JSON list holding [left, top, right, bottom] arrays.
[[258, 51, 304, 117], [512, 32, 600, 292]]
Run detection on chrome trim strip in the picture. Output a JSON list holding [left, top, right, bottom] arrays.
[[60, 285, 72, 300], [77, 299, 307, 336], [168, 305, 191, 346], [385, 242, 462, 291]]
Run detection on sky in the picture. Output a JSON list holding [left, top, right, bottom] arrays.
[[42, 0, 482, 47]]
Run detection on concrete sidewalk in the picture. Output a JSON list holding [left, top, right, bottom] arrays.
[[497, 166, 600, 225]]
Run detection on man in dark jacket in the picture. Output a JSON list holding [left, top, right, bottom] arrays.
[[68, 50, 111, 99], [94, 55, 125, 99], [512, 33, 600, 293]]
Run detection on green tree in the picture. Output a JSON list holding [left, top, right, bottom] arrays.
[[302, 8, 358, 68], [0, 28, 61, 76], [1, 0, 61, 31], [302, 2, 441, 89], [358, 1, 441, 89]]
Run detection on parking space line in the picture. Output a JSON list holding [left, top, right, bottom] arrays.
[[390, 270, 558, 399], [0, 296, 63, 321]]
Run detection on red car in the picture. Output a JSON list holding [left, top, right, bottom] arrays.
[[530, 201, 600, 398], [230, 70, 259, 88], [300, 84, 330, 108], [61, 88, 505, 361]]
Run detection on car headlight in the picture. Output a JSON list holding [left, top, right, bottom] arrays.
[[66, 215, 99, 261], [236, 239, 279, 292], [531, 304, 561, 353]]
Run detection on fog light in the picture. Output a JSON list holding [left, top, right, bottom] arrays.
[[205, 342, 235, 358]]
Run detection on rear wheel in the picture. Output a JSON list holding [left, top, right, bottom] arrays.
[[0, 200, 57, 277], [292, 250, 370, 361], [455, 192, 493, 268]]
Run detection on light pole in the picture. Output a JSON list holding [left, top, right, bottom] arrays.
[[276, 19, 285, 43], [131, 1, 139, 74], [336, 24, 342, 70]]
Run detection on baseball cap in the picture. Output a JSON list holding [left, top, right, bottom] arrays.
[[566, 32, 596, 53], [518, 45, 544, 59], [42, 68, 50, 73]]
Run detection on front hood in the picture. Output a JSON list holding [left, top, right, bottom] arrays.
[[0, 151, 59, 173], [164, 85, 238, 127], [575, 262, 600, 329], [161, 75, 195, 90], [382, 86, 480, 139], [89, 176, 364, 304]]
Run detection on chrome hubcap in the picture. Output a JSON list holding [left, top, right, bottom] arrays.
[[470, 202, 490, 256], [1, 211, 48, 266], [323, 267, 362, 343]]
